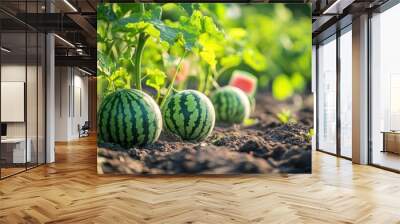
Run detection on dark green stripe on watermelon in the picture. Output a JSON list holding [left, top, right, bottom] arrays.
[[121, 93, 133, 147], [162, 90, 215, 141], [187, 93, 202, 138], [97, 89, 162, 148], [128, 94, 139, 142]]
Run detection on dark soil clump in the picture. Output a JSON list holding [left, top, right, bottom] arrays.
[[98, 93, 313, 174]]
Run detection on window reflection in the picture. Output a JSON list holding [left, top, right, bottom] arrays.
[[317, 36, 337, 154]]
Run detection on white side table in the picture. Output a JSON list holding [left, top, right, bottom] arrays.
[[1, 138, 32, 163]]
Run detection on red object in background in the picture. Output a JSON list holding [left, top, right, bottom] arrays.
[[229, 70, 257, 96]]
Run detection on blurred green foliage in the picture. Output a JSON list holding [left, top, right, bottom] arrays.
[[305, 128, 314, 142], [203, 4, 312, 100], [276, 109, 296, 124], [97, 3, 311, 102]]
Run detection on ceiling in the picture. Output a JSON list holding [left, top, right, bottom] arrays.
[[8, 0, 387, 72], [312, 0, 390, 43], [0, 0, 97, 74]]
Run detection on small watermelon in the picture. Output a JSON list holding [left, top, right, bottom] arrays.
[[162, 90, 215, 141], [211, 86, 251, 124], [98, 89, 162, 148]]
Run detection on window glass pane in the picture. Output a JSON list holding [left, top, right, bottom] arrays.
[[0, 0, 46, 178], [340, 28, 352, 158], [38, 32, 45, 165], [27, 30, 38, 169], [1, 27, 27, 177], [371, 4, 400, 171], [318, 36, 337, 154]]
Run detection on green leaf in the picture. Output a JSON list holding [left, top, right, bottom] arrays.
[[243, 118, 258, 127], [152, 20, 197, 51], [203, 16, 219, 34], [272, 75, 294, 101], [200, 50, 216, 69], [97, 52, 115, 76], [126, 21, 160, 38], [291, 72, 305, 92], [220, 55, 241, 68], [145, 68, 167, 91], [97, 4, 117, 22], [108, 67, 131, 90], [168, 33, 186, 56], [198, 33, 224, 57], [305, 128, 314, 142], [114, 79, 127, 89], [179, 3, 200, 16], [276, 109, 296, 124], [228, 28, 247, 40], [243, 47, 267, 71], [146, 4, 162, 20], [189, 10, 203, 31]]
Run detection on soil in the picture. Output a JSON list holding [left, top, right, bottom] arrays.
[[98, 92, 313, 174]]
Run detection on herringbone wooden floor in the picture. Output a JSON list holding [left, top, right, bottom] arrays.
[[1, 136, 400, 224]]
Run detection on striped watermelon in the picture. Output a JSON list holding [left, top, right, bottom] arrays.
[[98, 89, 162, 148], [211, 86, 251, 124], [162, 90, 215, 141]]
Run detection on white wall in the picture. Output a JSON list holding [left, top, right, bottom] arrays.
[[55, 67, 89, 141], [1, 65, 42, 138], [1, 65, 26, 138], [55, 66, 69, 141]]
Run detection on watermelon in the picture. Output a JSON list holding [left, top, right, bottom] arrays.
[[211, 86, 251, 124], [162, 90, 215, 141], [229, 70, 257, 96], [98, 89, 162, 148]]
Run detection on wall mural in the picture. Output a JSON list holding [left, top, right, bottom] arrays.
[[97, 3, 313, 175]]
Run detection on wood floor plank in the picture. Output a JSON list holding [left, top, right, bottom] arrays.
[[0, 135, 399, 224]]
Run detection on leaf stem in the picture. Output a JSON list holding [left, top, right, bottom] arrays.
[[215, 66, 229, 80], [133, 33, 149, 90], [139, 3, 145, 15], [197, 64, 205, 91], [212, 78, 220, 89], [160, 51, 187, 108], [203, 66, 215, 94]]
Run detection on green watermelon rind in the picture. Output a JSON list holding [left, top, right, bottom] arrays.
[[211, 86, 251, 124], [161, 90, 216, 141], [97, 89, 162, 148]]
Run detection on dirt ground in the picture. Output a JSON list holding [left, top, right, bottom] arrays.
[[98, 92, 313, 174]]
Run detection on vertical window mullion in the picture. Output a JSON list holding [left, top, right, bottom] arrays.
[[336, 28, 341, 157], [316, 45, 319, 150], [367, 11, 373, 165], [0, 19, 2, 179], [25, 0, 28, 171], [36, 0, 39, 167]]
